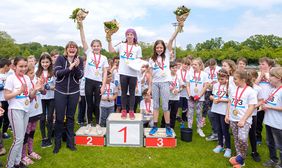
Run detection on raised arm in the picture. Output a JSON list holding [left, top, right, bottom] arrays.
[[107, 40, 116, 53], [167, 22, 184, 52], [78, 21, 88, 51]]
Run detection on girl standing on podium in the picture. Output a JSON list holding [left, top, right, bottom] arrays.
[[78, 20, 109, 134], [107, 28, 142, 120], [147, 21, 183, 137]]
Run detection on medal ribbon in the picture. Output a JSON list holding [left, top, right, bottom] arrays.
[[265, 86, 282, 103], [16, 74, 28, 96], [93, 53, 101, 69], [30, 79, 37, 101], [234, 85, 248, 109], [126, 43, 134, 59], [194, 71, 201, 87], [145, 101, 151, 113], [181, 69, 187, 82]]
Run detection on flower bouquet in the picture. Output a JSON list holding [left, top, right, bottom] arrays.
[[69, 8, 89, 29], [104, 19, 119, 42], [173, 5, 191, 32]]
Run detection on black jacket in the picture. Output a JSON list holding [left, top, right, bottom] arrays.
[[54, 55, 83, 94]]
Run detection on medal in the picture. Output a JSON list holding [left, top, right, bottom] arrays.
[[35, 102, 39, 109], [194, 87, 199, 93], [125, 60, 129, 64], [25, 99, 29, 106], [95, 70, 100, 76], [93, 53, 101, 70], [181, 69, 187, 83], [233, 109, 238, 116]]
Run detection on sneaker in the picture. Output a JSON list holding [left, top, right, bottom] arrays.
[[84, 124, 91, 135], [263, 159, 278, 167], [41, 139, 48, 148], [213, 145, 224, 153], [206, 133, 218, 141], [256, 140, 262, 145], [96, 124, 103, 135], [275, 164, 282, 168], [21, 156, 34, 166], [28, 152, 41, 160], [166, 127, 173, 137], [180, 122, 185, 129], [2, 132, 10, 139], [197, 128, 205, 137], [224, 149, 232, 158], [149, 127, 158, 136], [229, 155, 245, 166], [121, 109, 127, 119], [251, 152, 261, 162], [45, 139, 52, 148], [0, 147, 6, 156], [129, 110, 135, 120], [176, 115, 182, 122]]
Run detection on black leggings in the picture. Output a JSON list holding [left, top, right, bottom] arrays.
[[161, 100, 179, 129], [249, 116, 258, 153], [256, 110, 265, 141], [54, 91, 79, 148], [40, 99, 55, 140], [0, 101, 9, 133], [120, 74, 137, 111], [85, 78, 102, 125], [214, 113, 231, 148]]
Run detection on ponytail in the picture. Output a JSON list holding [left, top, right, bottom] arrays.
[[234, 70, 253, 88]]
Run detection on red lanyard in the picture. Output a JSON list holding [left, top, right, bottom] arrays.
[[41, 72, 48, 84], [126, 43, 134, 59], [210, 68, 215, 80], [265, 86, 282, 103], [181, 69, 187, 82], [145, 100, 151, 112], [194, 71, 201, 86], [172, 75, 177, 87], [16, 74, 28, 96], [217, 84, 225, 99], [30, 79, 37, 101], [106, 84, 111, 97], [234, 85, 248, 108], [156, 57, 164, 70], [93, 53, 101, 69]]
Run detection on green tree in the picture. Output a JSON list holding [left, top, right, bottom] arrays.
[[0, 31, 20, 57]]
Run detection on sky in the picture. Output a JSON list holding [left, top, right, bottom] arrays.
[[1, 0, 282, 50]]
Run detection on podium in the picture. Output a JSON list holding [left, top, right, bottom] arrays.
[[106, 113, 143, 147], [144, 128, 177, 148], [75, 126, 106, 146]]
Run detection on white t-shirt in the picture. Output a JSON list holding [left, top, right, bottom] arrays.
[[252, 84, 263, 116], [177, 68, 191, 98], [100, 83, 118, 107], [228, 76, 236, 93], [135, 74, 142, 96], [79, 77, 86, 96], [4, 74, 32, 112], [211, 82, 228, 115], [29, 77, 43, 118], [204, 66, 221, 91], [140, 99, 154, 120], [113, 69, 121, 96], [169, 74, 182, 101], [149, 50, 171, 83], [263, 87, 282, 129], [257, 72, 272, 100], [84, 50, 109, 82], [0, 73, 8, 101], [141, 72, 149, 93], [188, 70, 209, 101], [114, 43, 142, 77], [41, 71, 55, 100], [229, 86, 257, 124]]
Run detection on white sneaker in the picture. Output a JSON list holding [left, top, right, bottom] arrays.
[[84, 124, 91, 135], [96, 124, 103, 135], [197, 128, 205, 137]]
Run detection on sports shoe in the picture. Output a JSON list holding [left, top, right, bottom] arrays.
[[129, 110, 135, 120], [149, 127, 158, 136], [166, 127, 173, 137], [263, 159, 278, 167], [44, 139, 52, 148], [28, 152, 41, 160], [213, 145, 224, 153], [206, 133, 218, 141], [84, 124, 92, 135], [96, 124, 103, 135], [224, 148, 232, 158], [41, 139, 48, 148], [2, 132, 10, 139], [121, 109, 127, 119], [180, 122, 185, 129], [21, 156, 34, 166], [197, 128, 205, 137], [0, 147, 6, 156], [229, 155, 244, 166], [251, 152, 261, 162], [275, 164, 282, 168]]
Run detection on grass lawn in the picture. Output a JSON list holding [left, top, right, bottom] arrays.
[[0, 111, 270, 168]]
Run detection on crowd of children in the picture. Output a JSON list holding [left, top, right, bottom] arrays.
[[0, 30, 282, 168]]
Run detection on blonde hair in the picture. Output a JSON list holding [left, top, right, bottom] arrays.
[[222, 59, 236, 75], [234, 70, 253, 87], [192, 57, 204, 70], [269, 67, 282, 81]]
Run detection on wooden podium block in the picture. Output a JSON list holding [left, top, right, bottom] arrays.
[[75, 126, 106, 146], [107, 113, 143, 147], [144, 128, 177, 148]]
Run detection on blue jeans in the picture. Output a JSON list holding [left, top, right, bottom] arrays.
[[100, 106, 115, 127]]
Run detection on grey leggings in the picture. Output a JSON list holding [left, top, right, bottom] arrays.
[[152, 82, 170, 112]]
